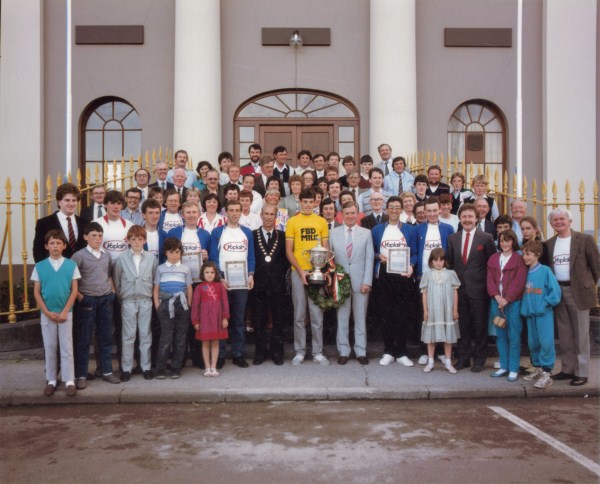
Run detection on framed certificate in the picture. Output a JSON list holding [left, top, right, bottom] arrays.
[[387, 247, 410, 275], [225, 261, 249, 289]]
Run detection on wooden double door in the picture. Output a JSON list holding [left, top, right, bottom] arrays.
[[259, 125, 333, 167]]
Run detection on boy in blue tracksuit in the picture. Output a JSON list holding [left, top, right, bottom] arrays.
[[520, 240, 561, 389]]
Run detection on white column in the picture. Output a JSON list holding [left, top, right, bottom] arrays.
[[173, 0, 222, 164], [0, 0, 44, 265], [369, 0, 418, 158], [543, 0, 597, 232]]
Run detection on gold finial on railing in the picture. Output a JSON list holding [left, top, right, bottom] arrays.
[[512, 173, 517, 199], [541, 181, 548, 238], [94, 163, 99, 185], [145, 150, 150, 170], [531, 179, 538, 218], [158, 146, 163, 162], [137, 154, 142, 174], [5, 177, 16, 323], [56, 172, 62, 189], [67, 171, 72, 183], [104, 160, 109, 184], [46, 175, 53, 215], [432, 150, 437, 167], [120, 157, 126, 189], [522, 175, 528, 200], [112, 159, 117, 189], [578, 180, 586, 233], [425, 149, 430, 173], [460, 158, 465, 175], [33, 179, 39, 222], [551, 180, 558, 209], [19, 178, 29, 311], [468, 163, 474, 186], [565, 180, 571, 210], [76, 168, 82, 189], [129, 155, 134, 184]]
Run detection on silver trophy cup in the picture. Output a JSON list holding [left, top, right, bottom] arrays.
[[302, 238, 334, 285]]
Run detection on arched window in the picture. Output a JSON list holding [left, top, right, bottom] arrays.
[[80, 97, 141, 186], [234, 89, 359, 167], [447, 100, 506, 176]]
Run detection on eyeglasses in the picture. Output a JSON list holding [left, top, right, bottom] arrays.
[[207, 178, 219, 182]]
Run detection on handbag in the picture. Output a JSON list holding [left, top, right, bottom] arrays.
[[492, 308, 507, 328]]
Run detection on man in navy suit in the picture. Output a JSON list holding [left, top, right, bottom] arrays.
[[447, 203, 496, 372], [149, 161, 175, 191], [33, 183, 86, 262]]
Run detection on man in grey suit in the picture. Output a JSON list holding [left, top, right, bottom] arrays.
[[329, 201, 374, 365], [447, 203, 496, 372], [546, 208, 600, 386]]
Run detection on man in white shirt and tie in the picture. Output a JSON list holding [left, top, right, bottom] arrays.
[[149, 162, 174, 192], [81, 184, 107, 224], [376, 143, 393, 176]]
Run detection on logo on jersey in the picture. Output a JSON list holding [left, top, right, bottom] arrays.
[[103, 240, 128, 252], [224, 241, 247, 252], [424, 240, 442, 250], [300, 227, 318, 242], [381, 240, 406, 249], [553, 254, 570, 265]]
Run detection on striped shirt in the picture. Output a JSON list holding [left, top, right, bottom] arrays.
[[154, 261, 192, 295]]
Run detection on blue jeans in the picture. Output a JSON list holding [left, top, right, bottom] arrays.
[[219, 289, 249, 359], [491, 298, 522, 373], [76, 293, 115, 378]]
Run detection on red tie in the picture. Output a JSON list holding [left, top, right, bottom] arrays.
[[67, 216, 76, 251], [462, 230, 470, 265]]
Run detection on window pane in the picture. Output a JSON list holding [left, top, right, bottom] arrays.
[[338, 142, 354, 157], [238, 103, 283, 117], [239, 142, 253, 157], [454, 106, 470, 125], [484, 117, 502, 131], [122, 111, 141, 129], [105, 120, 122, 130], [239, 127, 255, 142], [467, 104, 482, 123], [104, 130, 123, 161], [255, 96, 289, 113], [95, 102, 113, 121], [447, 116, 465, 132], [86, 131, 102, 160], [124, 131, 141, 160], [485, 133, 503, 164], [86, 112, 104, 129], [277, 94, 296, 110], [114, 102, 133, 121], [307, 104, 353, 117], [447, 133, 464, 163], [339, 126, 354, 142], [466, 123, 483, 132], [297, 93, 316, 111], [479, 107, 495, 126], [286, 110, 307, 118]]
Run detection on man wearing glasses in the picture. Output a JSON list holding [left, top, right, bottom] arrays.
[[134, 168, 151, 201], [200, 168, 226, 206], [121, 188, 144, 226]]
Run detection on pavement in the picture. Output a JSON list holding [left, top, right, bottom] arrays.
[[1, 344, 598, 406]]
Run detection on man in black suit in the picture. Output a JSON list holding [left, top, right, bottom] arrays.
[[447, 203, 496, 372], [426, 165, 450, 196], [252, 203, 290, 365], [474, 198, 497, 240], [148, 161, 175, 191], [253, 156, 275, 197], [360, 192, 388, 230], [80, 184, 107, 224], [33, 183, 86, 262], [199, 168, 225, 206]]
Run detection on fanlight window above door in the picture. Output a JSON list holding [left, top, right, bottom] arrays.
[[238, 92, 355, 118]]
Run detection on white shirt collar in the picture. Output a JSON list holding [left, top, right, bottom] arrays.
[[165, 261, 182, 267]]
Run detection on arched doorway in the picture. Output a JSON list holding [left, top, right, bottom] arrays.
[[79, 96, 142, 188], [447, 99, 506, 175], [234, 89, 359, 167]]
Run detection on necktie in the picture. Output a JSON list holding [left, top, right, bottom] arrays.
[[266, 231, 271, 246], [462, 230, 471, 265], [384, 162, 389, 176], [66, 216, 76, 251], [346, 228, 353, 259], [97, 204, 102, 218], [376, 215, 381, 224], [398, 173, 403, 195], [161, 181, 166, 190], [329, 223, 332, 230], [177, 188, 182, 198]]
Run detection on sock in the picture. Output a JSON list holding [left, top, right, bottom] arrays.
[[48, 380, 57, 387], [65, 380, 74, 387], [428, 358, 434, 364]]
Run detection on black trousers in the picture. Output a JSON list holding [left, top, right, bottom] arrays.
[[253, 285, 285, 359], [456, 289, 490, 365]]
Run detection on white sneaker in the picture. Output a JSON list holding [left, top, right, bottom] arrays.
[[418, 354, 428, 365], [312, 353, 329, 366], [437, 355, 447, 365], [534, 371, 553, 389], [397, 356, 414, 367], [445, 363, 457, 374], [379, 354, 395, 366], [292, 354, 304, 366], [493, 360, 501, 369], [524, 367, 543, 381], [423, 362, 434, 373]]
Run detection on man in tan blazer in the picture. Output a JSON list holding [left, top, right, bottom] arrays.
[[546, 208, 600, 386]]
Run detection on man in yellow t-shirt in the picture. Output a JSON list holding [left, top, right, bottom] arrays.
[[286, 188, 330, 366]]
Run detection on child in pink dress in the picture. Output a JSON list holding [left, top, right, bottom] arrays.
[[192, 262, 230, 377]]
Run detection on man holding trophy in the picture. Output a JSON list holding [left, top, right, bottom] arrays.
[[285, 188, 331, 366]]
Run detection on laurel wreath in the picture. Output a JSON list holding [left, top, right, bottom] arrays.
[[307, 263, 351, 309]]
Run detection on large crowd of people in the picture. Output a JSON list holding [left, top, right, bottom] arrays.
[[31, 144, 600, 397]]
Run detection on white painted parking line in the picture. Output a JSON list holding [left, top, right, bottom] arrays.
[[489, 406, 600, 477]]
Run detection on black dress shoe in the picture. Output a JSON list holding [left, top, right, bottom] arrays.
[[337, 356, 349, 365], [232, 357, 249, 368], [86, 372, 96, 381], [454, 361, 470, 371], [216, 357, 225, 370], [551, 371, 575, 381], [93, 367, 103, 378], [143, 370, 153, 380], [273, 356, 284, 366], [120, 371, 131, 382], [570, 376, 588, 386], [132, 366, 143, 375], [253, 355, 266, 365], [357, 356, 369, 365], [471, 364, 485, 373]]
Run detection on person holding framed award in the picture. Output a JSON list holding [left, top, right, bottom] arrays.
[[371, 196, 419, 368], [209, 200, 256, 369]]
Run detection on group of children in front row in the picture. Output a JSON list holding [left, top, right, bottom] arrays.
[[34, 224, 561, 396], [421, 235, 560, 389], [33, 223, 230, 397]]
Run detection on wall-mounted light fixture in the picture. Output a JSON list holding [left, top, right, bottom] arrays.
[[289, 30, 303, 48]]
